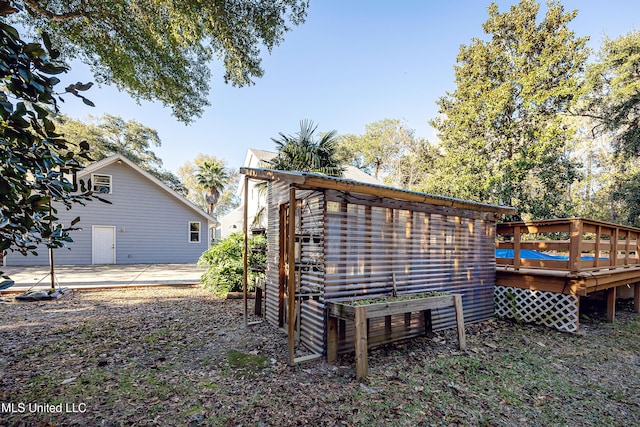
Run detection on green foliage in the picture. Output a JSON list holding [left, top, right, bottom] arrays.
[[198, 232, 266, 296], [0, 3, 104, 263], [336, 119, 413, 181], [196, 159, 230, 216], [584, 30, 640, 159], [177, 154, 239, 217], [269, 120, 343, 177], [336, 118, 438, 189], [14, 0, 309, 123], [423, 0, 587, 220], [55, 114, 184, 193]]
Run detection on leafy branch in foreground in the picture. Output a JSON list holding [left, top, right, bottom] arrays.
[[0, 2, 105, 266], [14, 0, 309, 123]]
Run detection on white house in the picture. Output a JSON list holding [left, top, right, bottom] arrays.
[[217, 148, 380, 238]]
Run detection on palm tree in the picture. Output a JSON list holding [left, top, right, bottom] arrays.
[[196, 160, 229, 216], [269, 120, 344, 177]]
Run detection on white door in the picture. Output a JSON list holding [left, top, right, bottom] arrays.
[[92, 226, 115, 264]]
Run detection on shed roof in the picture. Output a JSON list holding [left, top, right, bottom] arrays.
[[240, 167, 516, 215]]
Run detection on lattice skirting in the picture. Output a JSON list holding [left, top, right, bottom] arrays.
[[494, 286, 580, 333]]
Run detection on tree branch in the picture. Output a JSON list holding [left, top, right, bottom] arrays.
[[23, 0, 87, 22]]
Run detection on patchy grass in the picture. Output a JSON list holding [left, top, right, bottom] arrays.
[[0, 287, 638, 426]]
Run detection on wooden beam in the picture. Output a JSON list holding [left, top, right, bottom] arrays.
[[243, 175, 249, 327], [453, 294, 467, 350], [287, 187, 297, 366], [569, 219, 583, 273], [293, 353, 323, 364], [607, 286, 617, 323], [514, 224, 521, 270], [354, 306, 368, 380], [327, 316, 338, 363]]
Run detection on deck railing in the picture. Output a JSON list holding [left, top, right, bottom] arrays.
[[496, 218, 640, 273]]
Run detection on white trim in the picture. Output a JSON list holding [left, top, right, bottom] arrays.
[[188, 221, 201, 243], [91, 173, 112, 194], [92, 225, 116, 264]]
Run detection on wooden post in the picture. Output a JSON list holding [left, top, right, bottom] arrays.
[[607, 286, 617, 323], [454, 294, 467, 350], [287, 187, 297, 365], [624, 230, 630, 266], [594, 225, 601, 269], [384, 315, 392, 340], [254, 287, 263, 316], [354, 306, 368, 380], [611, 227, 619, 268], [513, 225, 521, 270], [327, 316, 338, 363], [243, 175, 249, 326], [569, 219, 583, 273], [423, 309, 433, 337], [634, 283, 640, 314]]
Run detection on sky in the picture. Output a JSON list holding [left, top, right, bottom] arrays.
[[58, 0, 639, 175]]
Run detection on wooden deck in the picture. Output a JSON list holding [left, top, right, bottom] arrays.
[[496, 218, 640, 324]]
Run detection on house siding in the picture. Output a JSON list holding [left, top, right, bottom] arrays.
[[6, 162, 210, 266]]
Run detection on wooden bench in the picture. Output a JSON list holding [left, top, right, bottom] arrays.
[[327, 294, 466, 379]]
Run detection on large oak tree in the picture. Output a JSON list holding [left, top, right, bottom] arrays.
[[423, 0, 588, 219], [14, 0, 309, 122]]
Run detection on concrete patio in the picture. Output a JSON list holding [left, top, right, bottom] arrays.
[[0, 263, 205, 293]]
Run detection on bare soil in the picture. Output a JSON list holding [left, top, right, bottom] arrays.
[[0, 286, 638, 426]]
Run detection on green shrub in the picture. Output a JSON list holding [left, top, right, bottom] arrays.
[[198, 232, 266, 296]]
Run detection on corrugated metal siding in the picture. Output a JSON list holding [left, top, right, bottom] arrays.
[[264, 183, 497, 356], [6, 162, 210, 265], [323, 192, 496, 353], [264, 182, 326, 354]]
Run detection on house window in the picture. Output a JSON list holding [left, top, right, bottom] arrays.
[[189, 221, 201, 243], [92, 174, 112, 193]]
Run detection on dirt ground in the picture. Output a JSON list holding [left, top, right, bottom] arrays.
[[0, 286, 638, 426]]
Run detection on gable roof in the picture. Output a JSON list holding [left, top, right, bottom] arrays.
[[240, 167, 517, 215], [80, 154, 217, 225]]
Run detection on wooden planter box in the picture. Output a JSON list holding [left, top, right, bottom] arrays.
[[327, 294, 466, 379]]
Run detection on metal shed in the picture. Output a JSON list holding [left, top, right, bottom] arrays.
[[240, 168, 515, 364]]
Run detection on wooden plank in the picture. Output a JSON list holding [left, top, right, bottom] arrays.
[[327, 302, 355, 320], [327, 316, 338, 362], [354, 306, 368, 380], [453, 294, 466, 350], [611, 228, 619, 268], [304, 176, 516, 215], [326, 190, 495, 222], [243, 175, 249, 326], [294, 354, 323, 364], [594, 225, 602, 269], [496, 240, 570, 251], [517, 259, 569, 270], [385, 315, 392, 339], [569, 219, 583, 273], [624, 231, 631, 266], [514, 225, 521, 270], [287, 187, 296, 365], [607, 286, 617, 323], [423, 309, 433, 337], [363, 296, 456, 318]]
